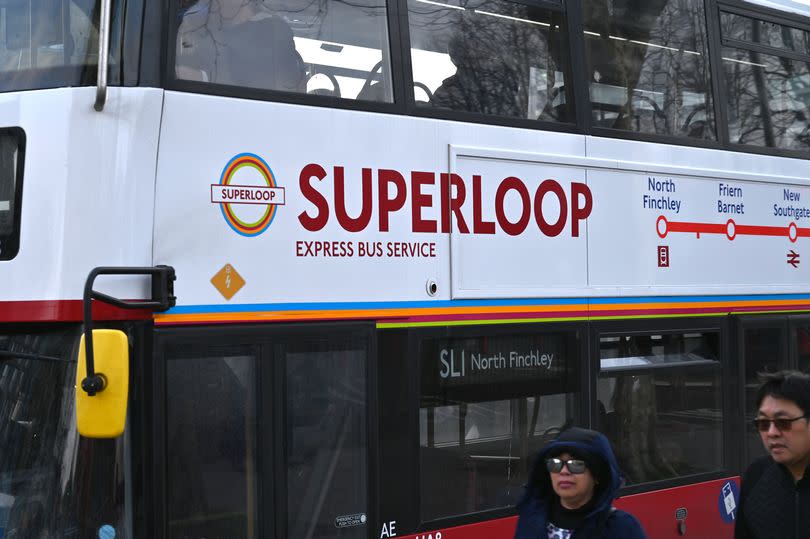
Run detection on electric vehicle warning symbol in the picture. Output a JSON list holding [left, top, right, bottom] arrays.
[[211, 264, 245, 300]]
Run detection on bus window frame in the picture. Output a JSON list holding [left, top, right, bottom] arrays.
[[376, 321, 588, 534], [164, 0, 405, 116], [715, 0, 810, 156], [0, 127, 25, 262], [719, 2, 810, 38], [0, 0, 133, 93], [162, 0, 584, 135], [122, 0, 147, 87], [788, 314, 810, 371], [399, 0, 579, 128], [734, 313, 810, 465], [735, 314, 789, 466], [0, 320, 148, 539], [159, 0, 810, 159], [152, 322, 378, 539], [582, 0, 722, 144], [588, 316, 737, 496]]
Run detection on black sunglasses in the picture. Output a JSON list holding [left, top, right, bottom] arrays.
[[752, 415, 809, 432], [546, 458, 588, 474]]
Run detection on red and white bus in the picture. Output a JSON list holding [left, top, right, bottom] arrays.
[[2, 0, 810, 537]]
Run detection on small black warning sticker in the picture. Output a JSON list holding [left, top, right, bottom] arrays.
[[335, 513, 367, 528]]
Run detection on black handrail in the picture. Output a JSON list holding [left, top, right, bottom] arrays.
[[81, 266, 176, 396]]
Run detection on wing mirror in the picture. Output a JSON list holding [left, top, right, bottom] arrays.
[[75, 266, 175, 438]]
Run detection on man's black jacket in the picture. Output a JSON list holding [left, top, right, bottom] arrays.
[[735, 456, 810, 539]]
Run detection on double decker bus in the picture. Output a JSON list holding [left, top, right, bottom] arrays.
[[2, 0, 810, 537]]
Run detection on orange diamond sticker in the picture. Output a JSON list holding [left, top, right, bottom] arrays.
[[211, 264, 245, 300]]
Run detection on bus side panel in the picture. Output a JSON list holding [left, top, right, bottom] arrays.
[[0, 87, 163, 308], [614, 477, 740, 539], [391, 477, 739, 539], [153, 91, 586, 310]]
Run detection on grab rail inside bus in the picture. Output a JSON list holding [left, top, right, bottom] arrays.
[[93, 0, 112, 111]]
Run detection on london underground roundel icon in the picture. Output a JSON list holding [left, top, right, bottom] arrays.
[[211, 153, 285, 237]]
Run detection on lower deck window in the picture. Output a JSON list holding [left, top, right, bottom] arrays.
[[285, 346, 368, 539], [597, 331, 722, 485], [164, 328, 370, 539], [418, 330, 580, 521], [0, 329, 129, 538], [166, 352, 258, 538]]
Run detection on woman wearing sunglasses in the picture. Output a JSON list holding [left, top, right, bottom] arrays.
[[514, 427, 646, 539]]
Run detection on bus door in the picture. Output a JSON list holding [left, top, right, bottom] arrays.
[[789, 315, 810, 374], [153, 323, 375, 539], [736, 315, 789, 464], [734, 314, 810, 465], [590, 318, 731, 539]]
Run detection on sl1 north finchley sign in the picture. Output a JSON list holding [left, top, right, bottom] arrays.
[[420, 333, 575, 403], [439, 348, 555, 379]]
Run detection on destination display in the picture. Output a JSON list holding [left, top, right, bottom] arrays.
[[419, 332, 578, 405]]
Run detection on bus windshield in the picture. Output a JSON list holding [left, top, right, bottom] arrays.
[[0, 329, 130, 539], [0, 0, 123, 93]]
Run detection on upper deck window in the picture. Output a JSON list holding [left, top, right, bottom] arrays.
[[407, 0, 572, 122], [0, 129, 24, 261], [175, 0, 393, 102], [720, 12, 810, 150], [581, 0, 716, 140], [739, 0, 810, 19], [722, 12, 810, 55], [0, 1, 122, 92]]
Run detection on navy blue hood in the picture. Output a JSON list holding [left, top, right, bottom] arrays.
[[518, 427, 623, 516]]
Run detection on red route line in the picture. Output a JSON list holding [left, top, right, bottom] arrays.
[[736, 224, 790, 237], [666, 220, 727, 235], [658, 215, 804, 242]]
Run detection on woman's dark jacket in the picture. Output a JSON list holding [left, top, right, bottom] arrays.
[[514, 428, 647, 539]]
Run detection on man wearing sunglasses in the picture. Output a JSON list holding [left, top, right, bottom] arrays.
[[514, 427, 646, 539], [735, 370, 810, 539]]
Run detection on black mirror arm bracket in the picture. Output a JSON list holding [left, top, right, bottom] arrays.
[[82, 266, 176, 396]]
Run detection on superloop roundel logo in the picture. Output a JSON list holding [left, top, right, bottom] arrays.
[[211, 153, 285, 237]]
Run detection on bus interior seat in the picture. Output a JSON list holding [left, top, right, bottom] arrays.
[[537, 86, 568, 122], [356, 81, 385, 102], [175, 65, 209, 82], [681, 104, 708, 139]]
